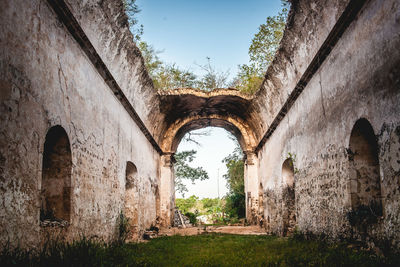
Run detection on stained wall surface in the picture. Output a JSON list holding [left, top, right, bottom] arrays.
[[0, 0, 161, 247], [257, 0, 400, 249], [0, 0, 399, 251]]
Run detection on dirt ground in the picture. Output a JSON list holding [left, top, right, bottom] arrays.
[[158, 225, 268, 236]]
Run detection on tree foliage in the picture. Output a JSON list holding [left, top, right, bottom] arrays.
[[174, 150, 209, 197], [233, 0, 289, 94], [124, 0, 289, 93], [195, 57, 230, 91], [175, 195, 199, 214], [222, 142, 245, 218], [153, 64, 198, 90], [139, 46, 230, 91], [123, 0, 143, 41]]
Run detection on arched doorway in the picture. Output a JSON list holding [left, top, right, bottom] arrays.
[[157, 90, 261, 226], [348, 119, 382, 228], [159, 122, 259, 226], [40, 125, 72, 223], [124, 161, 138, 238], [281, 158, 296, 236]]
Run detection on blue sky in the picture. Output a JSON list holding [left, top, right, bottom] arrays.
[[136, 0, 283, 79], [135, 0, 283, 198]]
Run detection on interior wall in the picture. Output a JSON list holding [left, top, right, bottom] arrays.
[[258, 0, 400, 248], [0, 0, 161, 248]]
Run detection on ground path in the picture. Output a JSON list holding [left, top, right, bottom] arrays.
[[158, 225, 268, 237]]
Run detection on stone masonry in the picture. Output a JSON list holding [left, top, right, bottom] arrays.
[[0, 0, 399, 251]]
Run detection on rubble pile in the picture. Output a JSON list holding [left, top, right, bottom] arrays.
[[40, 219, 69, 227], [173, 209, 191, 227]]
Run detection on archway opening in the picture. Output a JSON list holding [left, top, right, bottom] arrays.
[[281, 158, 296, 236], [124, 161, 138, 237], [348, 119, 382, 221], [173, 127, 246, 226], [40, 125, 72, 223]]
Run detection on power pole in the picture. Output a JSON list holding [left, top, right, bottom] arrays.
[[217, 168, 220, 199]]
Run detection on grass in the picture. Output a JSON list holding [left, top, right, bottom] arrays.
[[1, 234, 399, 266]]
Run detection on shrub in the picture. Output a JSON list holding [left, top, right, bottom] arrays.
[[185, 212, 197, 225], [117, 211, 131, 244]]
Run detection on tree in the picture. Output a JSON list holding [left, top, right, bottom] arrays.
[[233, 0, 289, 94], [125, 0, 289, 94], [222, 142, 245, 218], [123, 0, 143, 41], [154, 64, 198, 90], [196, 57, 230, 91], [174, 150, 209, 197], [137, 41, 163, 78], [175, 195, 199, 214]]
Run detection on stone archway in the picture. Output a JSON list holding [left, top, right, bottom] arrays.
[[156, 89, 262, 226]]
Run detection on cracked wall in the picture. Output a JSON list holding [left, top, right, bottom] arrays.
[[0, 0, 399, 251], [0, 0, 161, 248], [257, 0, 400, 250]]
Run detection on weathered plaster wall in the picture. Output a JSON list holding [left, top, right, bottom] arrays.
[[258, 0, 400, 249], [1, 0, 399, 251], [250, 0, 349, 135], [64, 0, 164, 134], [0, 0, 160, 248]]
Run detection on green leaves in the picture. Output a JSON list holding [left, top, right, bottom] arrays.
[[222, 142, 245, 218], [153, 64, 198, 90], [174, 150, 209, 197], [195, 57, 230, 91], [233, 0, 289, 94], [125, 0, 289, 94], [123, 0, 143, 41], [176, 195, 199, 214]]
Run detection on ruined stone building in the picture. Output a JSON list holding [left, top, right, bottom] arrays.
[[0, 0, 399, 250]]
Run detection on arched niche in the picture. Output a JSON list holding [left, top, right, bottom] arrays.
[[348, 118, 382, 217], [40, 125, 72, 223], [124, 161, 138, 237], [282, 159, 295, 187], [281, 158, 296, 236]]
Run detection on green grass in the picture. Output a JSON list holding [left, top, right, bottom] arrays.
[[1, 234, 399, 266]]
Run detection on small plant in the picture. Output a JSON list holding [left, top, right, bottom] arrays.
[[117, 211, 131, 244], [286, 152, 300, 174], [185, 212, 198, 225]]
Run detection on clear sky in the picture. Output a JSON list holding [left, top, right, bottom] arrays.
[[135, 0, 283, 198], [136, 0, 283, 78]]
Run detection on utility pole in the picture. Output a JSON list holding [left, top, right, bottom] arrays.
[[217, 168, 220, 199]]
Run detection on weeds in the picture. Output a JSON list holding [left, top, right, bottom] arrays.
[[117, 211, 131, 244], [1, 234, 399, 266]]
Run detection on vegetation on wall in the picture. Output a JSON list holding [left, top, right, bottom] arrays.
[[231, 1, 289, 94], [286, 152, 300, 174], [123, 0, 143, 41], [124, 0, 289, 93]]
